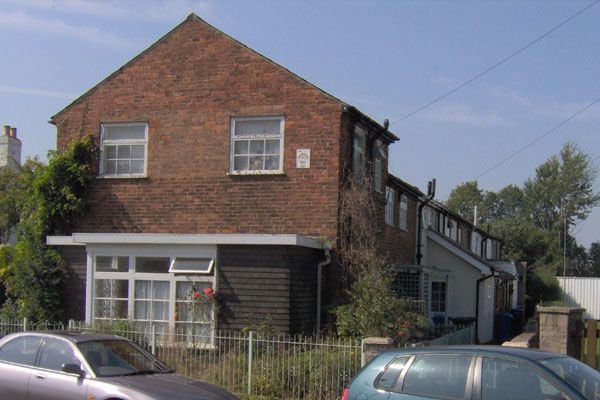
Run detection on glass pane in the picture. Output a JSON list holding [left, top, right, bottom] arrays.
[[0, 336, 43, 366], [136, 257, 170, 273], [104, 124, 146, 140], [94, 299, 111, 318], [234, 119, 280, 136], [153, 281, 169, 300], [113, 300, 128, 318], [482, 358, 558, 400], [112, 280, 128, 298], [249, 156, 263, 170], [249, 140, 264, 155], [105, 160, 117, 174], [96, 256, 128, 272], [265, 139, 280, 154], [117, 145, 131, 158], [176, 302, 192, 321], [39, 338, 78, 371], [171, 258, 213, 273], [377, 357, 409, 390], [234, 156, 248, 171], [265, 156, 279, 170], [135, 281, 151, 299], [134, 301, 151, 319], [95, 280, 111, 298], [403, 355, 471, 399], [130, 160, 144, 174], [234, 140, 248, 155], [105, 145, 117, 159], [153, 301, 169, 320], [131, 145, 145, 158], [116, 160, 130, 174], [176, 281, 193, 300]]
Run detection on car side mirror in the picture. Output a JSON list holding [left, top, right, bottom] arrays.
[[62, 363, 85, 378]]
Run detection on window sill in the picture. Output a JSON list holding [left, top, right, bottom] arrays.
[[227, 170, 285, 177], [96, 175, 148, 179]]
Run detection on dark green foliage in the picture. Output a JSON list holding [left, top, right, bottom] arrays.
[[335, 257, 426, 341], [0, 136, 96, 321]]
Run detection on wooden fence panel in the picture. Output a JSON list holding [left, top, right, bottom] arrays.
[[584, 319, 599, 369]]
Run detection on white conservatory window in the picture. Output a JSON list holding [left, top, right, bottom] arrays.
[[91, 254, 216, 343], [100, 122, 147, 177], [231, 116, 284, 174]]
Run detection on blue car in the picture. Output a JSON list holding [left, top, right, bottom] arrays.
[[342, 345, 600, 400]]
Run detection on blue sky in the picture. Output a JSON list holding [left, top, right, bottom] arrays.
[[0, 0, 598, 248]]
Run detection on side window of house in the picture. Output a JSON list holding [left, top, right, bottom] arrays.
[[399, 194, 408, 231], [431, 281, 447, 314], [372, 139, 385, 192], [385, 186, 395, 225], [402, 354, 472, 399], [231, 116, 284, 173], [352, 127, 366, 183], [100, 122, 147, 177]]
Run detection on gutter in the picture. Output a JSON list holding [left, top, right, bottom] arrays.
[[316, 249, 331, 333], [475, 268, 495, 343], [416, 179, 436, 265]]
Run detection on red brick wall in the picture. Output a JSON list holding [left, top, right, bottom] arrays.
[[377, 189, 418, 265], [52, 16, 345, 240]]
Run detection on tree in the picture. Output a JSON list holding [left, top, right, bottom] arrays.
[[445, 181, 484, 224], [484, 184, 525, 220], [524, 142, 599, 231], [589, 242, 600, 277], [0, 136, 96, 320]]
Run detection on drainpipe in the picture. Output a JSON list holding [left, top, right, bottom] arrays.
[[316, 249, 331, 333], [475, 268, 495, 343], [416, 179, 436, 265]]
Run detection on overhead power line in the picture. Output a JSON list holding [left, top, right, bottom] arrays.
[[390, 0, 600, 126], [473, 94, 600, 181]]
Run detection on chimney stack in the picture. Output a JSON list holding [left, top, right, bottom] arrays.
[[3, 125, 10, 136], [9, 127, 16, 138]]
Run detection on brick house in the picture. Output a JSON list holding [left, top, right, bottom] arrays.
[[47, 14, 402, 336], [47, 14, 516, 340]]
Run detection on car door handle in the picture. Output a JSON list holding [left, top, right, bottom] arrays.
[[34, 373, 47, 380]]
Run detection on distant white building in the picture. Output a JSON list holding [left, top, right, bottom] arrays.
[[0, 125, 22, 170]]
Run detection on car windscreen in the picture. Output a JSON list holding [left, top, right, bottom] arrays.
[[77, 339, 171, 377], [540, 356, 600, 400]]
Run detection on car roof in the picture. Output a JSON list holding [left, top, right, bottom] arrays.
[[2, 331, 128, 344], [378, 345, 567, 362]]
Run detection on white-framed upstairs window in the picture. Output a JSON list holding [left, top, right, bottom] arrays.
[[230, 116, 284, 174], [399, 194, 408, 231], [385, 186, 395, 225], [100, 122, 147, 177]]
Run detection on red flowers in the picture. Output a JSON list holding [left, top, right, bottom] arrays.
[[193, 291, 201, 299], [204, 287, 216, 299]]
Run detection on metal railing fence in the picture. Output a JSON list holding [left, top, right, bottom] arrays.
[[1, 319, 362, 400]]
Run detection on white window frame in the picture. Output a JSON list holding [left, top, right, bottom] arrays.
[[373, 157, 382, 193], [230, 116, 284, 175], [430, 280, 447, 314], [385, 186, 395, 226], [399, 194, 408, 231], [88, 250, 217, 344], [99, 122, 148, 178]]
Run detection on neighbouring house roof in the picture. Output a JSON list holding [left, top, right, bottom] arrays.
[[387, 173, 425, 197], [49, 13, 398, 143], [426, 229, 492, 275], [490, 261, 518, 279], [427, 199, 502, 243], [47, 233, 328, 250]]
